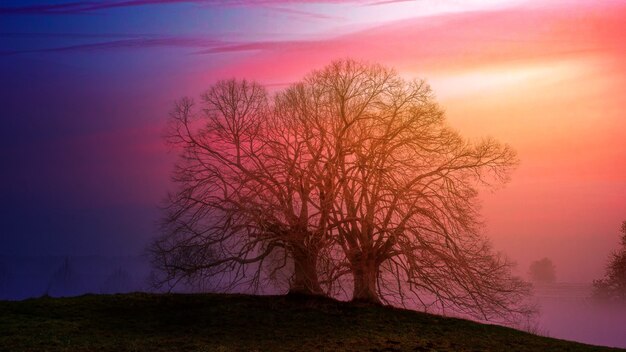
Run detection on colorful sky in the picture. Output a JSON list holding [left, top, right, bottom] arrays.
[[1, 0, 625, 282]]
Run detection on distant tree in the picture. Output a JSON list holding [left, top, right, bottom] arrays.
[[528, 258, 556, 284], [593, 221, 626, 301], [100, 267, 133, 294], [46, 257, 83, 297], [0, 260, 10, 299]]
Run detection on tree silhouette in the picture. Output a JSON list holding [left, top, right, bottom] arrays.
[[151, 59, 532, 322], [528, 258, 556, 284], [0, 260, 10, 299], [593, 221, 626, 301], [151, 79, 330, 295], [101, 267, 133, 294], [46, 256, 83, 297], [283, 60, 530, 321]]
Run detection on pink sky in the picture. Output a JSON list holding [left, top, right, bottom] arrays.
[[2, 1, 625, 346], [187, 0, 626, 282], [2, 0, 624, 282]]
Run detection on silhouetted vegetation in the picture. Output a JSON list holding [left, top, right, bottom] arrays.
[[151, 59, 531, 323], [0, 261, 10, 300], [100, 267, 133, 294], [45, 256, 84, 297], [0, 293, 620, 352], [593, 221, 626, 301], [529, 258, 557, 284]]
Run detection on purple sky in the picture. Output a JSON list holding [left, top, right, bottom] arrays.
[[1, 0, 625, 284]]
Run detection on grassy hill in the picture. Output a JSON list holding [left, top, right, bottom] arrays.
[[0, 293, 622, 352]]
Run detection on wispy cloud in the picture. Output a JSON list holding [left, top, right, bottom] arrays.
[[198, 40, 316, 54], [0, 0, 369, 15], [195, 1, 626, 83], [364, 0, 414, 6], [7, 2, 625, 62], [261, 6, 341, 20], [0, 32, 161, 39], [2, 36, 225, 55]]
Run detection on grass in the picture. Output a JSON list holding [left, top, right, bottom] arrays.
[[0, 293, 622, 352]]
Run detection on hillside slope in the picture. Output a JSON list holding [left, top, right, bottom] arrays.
[[0, 293, 622, 351]]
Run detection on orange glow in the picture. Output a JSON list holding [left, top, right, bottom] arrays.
[[196, 1, 626, 282]]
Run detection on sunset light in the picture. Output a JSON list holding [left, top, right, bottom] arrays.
[[1, 0, 625, 350]]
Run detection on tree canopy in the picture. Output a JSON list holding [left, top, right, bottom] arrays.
[[151, 59, 532, 323]]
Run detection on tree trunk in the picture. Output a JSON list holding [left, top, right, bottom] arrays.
[[351, 255, 380, 304], [289, 246, 323, 296]]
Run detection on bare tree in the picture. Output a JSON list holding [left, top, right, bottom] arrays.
[[593, 221, 626, 301], [151, 79, 329, 295], [151, 59, 533, 323], [0, 260, 10, 299], [101, 267, 133, 294], [280, 60, 531, 322], [46, 256, 83, 297]]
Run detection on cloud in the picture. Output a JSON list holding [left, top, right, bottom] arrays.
[[364, 0, 415, 6], [260, 6, 341, 20], [197, 40, 315, 54], [2, 36, 225, 55], [0, 0, 369, 15], [0, 32, 161, 39], [199, 2, 626, 73], [0, 1, 194, 15], [6, 1, 626, 64]]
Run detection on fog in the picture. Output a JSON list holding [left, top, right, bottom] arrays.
[[1, 0, 624, 350], [533, 283, 626, 348], [1, 255, 624, 349], [0, 255, 151, 300]]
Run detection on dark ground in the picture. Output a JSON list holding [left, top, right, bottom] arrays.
[[0, 293, 622, 351]]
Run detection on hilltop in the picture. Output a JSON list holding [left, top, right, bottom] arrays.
[[0, 293, 622, 351]]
